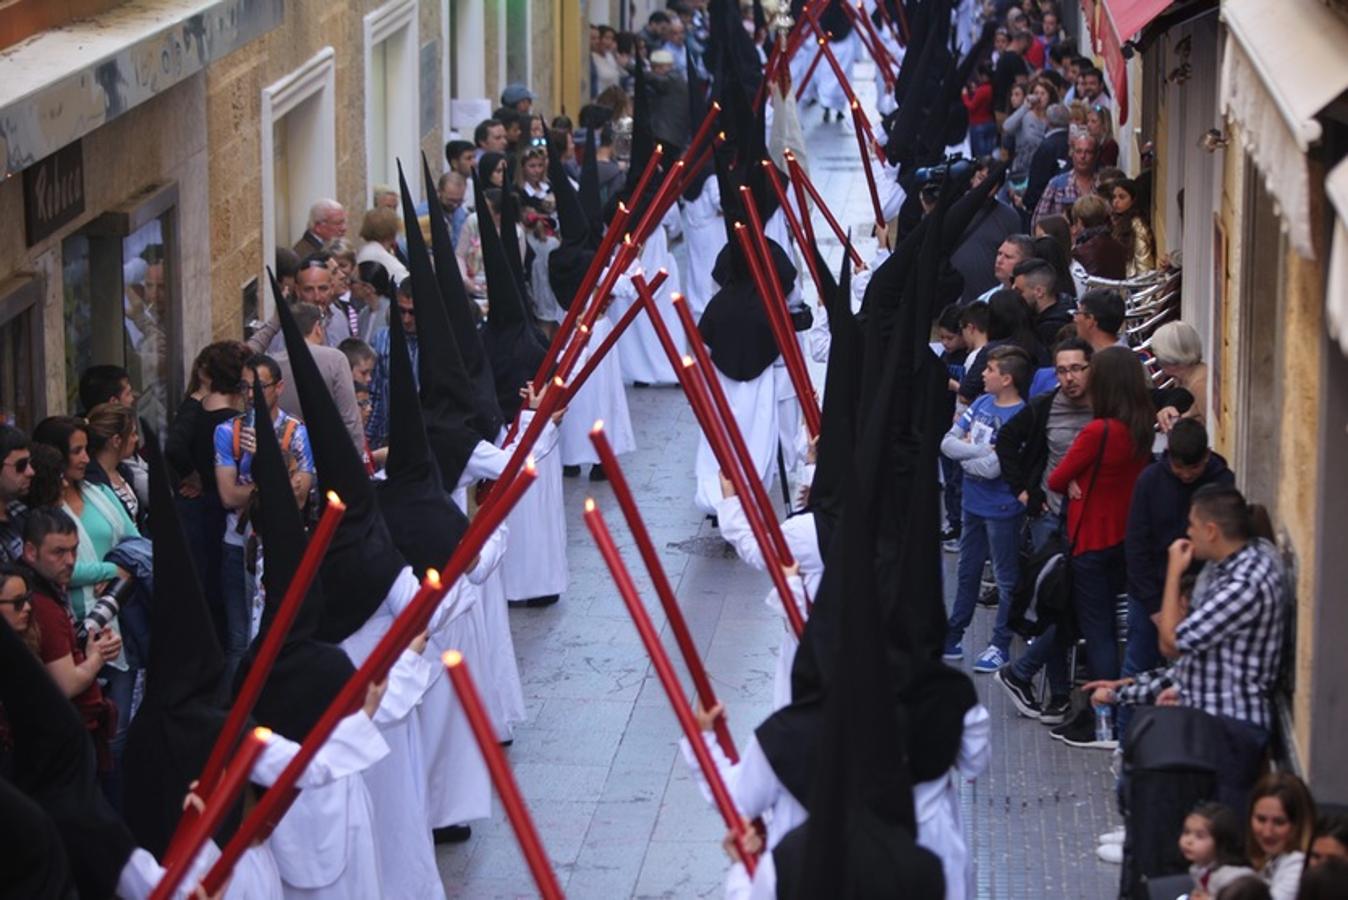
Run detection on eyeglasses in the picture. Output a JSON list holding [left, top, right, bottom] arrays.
[[356, 398, 372, 409], [0, 593, 32, 610], [1054, 364, 1090, 376], [254, 380, 279, 391], [4, 456, 31, 472]]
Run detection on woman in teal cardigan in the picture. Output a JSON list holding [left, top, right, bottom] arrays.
[[33, 414, 140, 807]]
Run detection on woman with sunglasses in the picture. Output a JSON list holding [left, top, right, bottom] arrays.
[[0, 562, 39, 655], [0, 425, 33, 566]]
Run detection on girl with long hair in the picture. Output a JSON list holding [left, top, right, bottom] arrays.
[[1043, 346, 1153, 745]]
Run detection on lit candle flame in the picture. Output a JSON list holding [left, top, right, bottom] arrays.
[[584, 498, 597, 513], [591, 419, 605, 434], [681, 355, 696, 368], [426, 568, 441, 587], [253, 726, 273, 742], [442, 649, 463, 667]]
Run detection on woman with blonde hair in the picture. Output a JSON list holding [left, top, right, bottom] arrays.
[[84, 403, 143, 526], [355, 206, 408, 284], [1152, 320, 1208, 430], [1086, 104, 1119, 167]]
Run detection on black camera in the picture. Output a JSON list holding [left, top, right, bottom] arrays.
[[78, 575, 134, 644], [913, 156, 973, 187]]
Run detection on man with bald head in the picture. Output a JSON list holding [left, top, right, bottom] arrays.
[[295, 199, 348, 257], [436, 171, 469, 245]]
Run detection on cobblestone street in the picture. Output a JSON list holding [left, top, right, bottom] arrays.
[[437, 92, 1122, 898]]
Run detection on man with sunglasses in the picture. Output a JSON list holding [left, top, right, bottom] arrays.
[[0, 424, 33, 565]]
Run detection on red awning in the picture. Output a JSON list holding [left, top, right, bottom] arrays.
[[1081, 0, 1173, 124]]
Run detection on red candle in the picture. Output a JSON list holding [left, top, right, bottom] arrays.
[[851, 100, 888, 233], [760, 160, 826, 304], [628, 144, 665, 223], [850, 1, 897, 85], [630, 278, 805, 637], [785, 152, 863, 266], [677, 357, 807, 638], [671, 295, 802, 569], [588, 425, 738, 763], [161, 494, 347, 868], [443, 651, 564, 899], [151, 728, 271, 900], [562, 269, 669, 404], [480, 376, 566, 506], [200, 465, 539, 894], [730, 219, 821, 437], [794, 36, 828, 101], [782, 152, 819, 251], [583, 501, 757, 874]]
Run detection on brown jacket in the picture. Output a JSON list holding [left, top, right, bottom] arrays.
[[1072, 227, 1128, 280]]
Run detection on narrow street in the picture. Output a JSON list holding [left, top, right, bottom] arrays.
[[439, 92, 1120, 899]]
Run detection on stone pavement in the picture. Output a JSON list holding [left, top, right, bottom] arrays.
[[438, 74, 1123, 899]]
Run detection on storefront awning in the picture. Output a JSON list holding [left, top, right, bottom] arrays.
[[1326, 157, 1348, 356], [1081, 0, 1174, 124], [1220, 0, 1348, 258]]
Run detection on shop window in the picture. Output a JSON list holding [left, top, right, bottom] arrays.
[[63, 183, 182, 434], [364, 0, 420, 205], [0, 275, 45, 430]]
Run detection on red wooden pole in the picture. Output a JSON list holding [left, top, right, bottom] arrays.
[[588, 425, 738, 762], [760, 160, 827, 304], [199, 466, 538, 894], [562, 268, 669, 404], [443, 653, 564, 899], [730, 213, 821, 437], [628, 278, 806, 636], [480, 377, 566, 506], [150, 729, 271, 900], [161, 496, 345, 868], [851, 99, 888, 233], [583, 499, 758, 874], [785, 151, 863, 266], [795, 36, 828, 102]]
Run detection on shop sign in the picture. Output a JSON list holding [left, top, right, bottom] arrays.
[[22, 141, 85, 246]]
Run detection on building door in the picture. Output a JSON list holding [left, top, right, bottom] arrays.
[[365, 0, 420, 204]]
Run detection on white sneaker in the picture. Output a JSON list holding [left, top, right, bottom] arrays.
[[1099, 826, 1126, 846], [1096, 842, 1123, 864]]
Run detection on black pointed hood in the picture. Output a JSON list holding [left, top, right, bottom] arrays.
[[0, 618, 136, 899], [578, 117, 605, 237], [398, 162, 479, 487], [474, 173, 548, 419], [240, 372, 357, 742], [808, 242, 861, 558], [271, 270, 406, 642], [123, 423, 234, 857], [421, 153, 504, 442], [375, 294, 470, 576], [547, 140, 599, 312], [699, 234, 795, 382]]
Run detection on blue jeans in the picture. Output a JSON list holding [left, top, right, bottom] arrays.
[[948, 509, 1024, 654], [220, 542, 253, 666], [969, 121, 998, 158], [939, 457, 963, 533], [1073, 544, 1127, 681], [1118, 595, 1163, 734], [101, 664, 135, 811]]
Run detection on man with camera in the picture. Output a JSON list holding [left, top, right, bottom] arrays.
[[20, 507, 122, 775]]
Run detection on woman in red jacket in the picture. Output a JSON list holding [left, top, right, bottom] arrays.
[[1046, 346, 1153, 746]]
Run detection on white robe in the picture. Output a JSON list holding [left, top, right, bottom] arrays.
[[715, 495, 820, 709], [559, 314, 636, 466], [681, 733, 807, 852], [268, 712, 391, 900], [454, 421, 557, 735], [694, 366, 779, 516], [913, 704, 992, 900], [341, 599, 444, 900], [420, 539, 504, 827], [608, 220, 683, 385], [679, 177, 726, 321], [816, 32, 860, 112]]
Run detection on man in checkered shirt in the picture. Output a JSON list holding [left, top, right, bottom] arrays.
[[1086, 484, 1287, 812]]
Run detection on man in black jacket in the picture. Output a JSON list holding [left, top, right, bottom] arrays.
[[1120, 419, 1234, 724], [1022, 104, 1071, 219], [1013, 258, 1074, 347], [992, 337, 1092, 724]]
